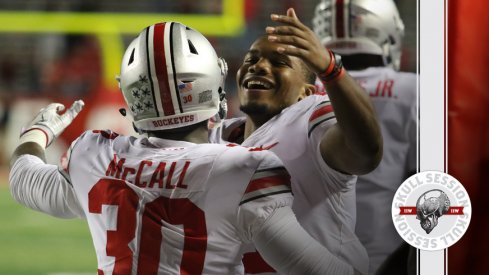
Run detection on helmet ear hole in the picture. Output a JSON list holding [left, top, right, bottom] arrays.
[[128, 48, 135, 65], [389, 35, 396, 45], [188, 40, 198, 55]]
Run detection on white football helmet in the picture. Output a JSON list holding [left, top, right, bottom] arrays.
[[313, 0, 405, 70], [119, 22, 227, 132]]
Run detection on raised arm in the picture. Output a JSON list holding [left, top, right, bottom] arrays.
[[9, 100, 85, 218], [266, 8, 382, 175], [11, 101, 84, 165]]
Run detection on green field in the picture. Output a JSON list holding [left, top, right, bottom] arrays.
[[0, 184, 96, 275]]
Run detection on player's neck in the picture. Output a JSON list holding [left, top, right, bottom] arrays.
[[244, 115, 268, 139]]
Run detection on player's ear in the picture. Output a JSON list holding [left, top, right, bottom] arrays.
[[298, 84, 315, 101]]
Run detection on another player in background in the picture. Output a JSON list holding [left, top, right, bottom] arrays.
[[313, 1, 417, 274], [209, 8, 383, 275], [9, 22, 359, 275]]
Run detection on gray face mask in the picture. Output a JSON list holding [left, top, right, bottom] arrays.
[[416, 190, 451, 234]]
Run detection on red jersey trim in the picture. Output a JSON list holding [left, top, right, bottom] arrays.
[[240, 167, 291, 205]]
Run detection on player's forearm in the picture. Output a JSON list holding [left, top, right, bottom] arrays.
[[253, 206, 357, 275], [324, 74, 382, 168], [10, 142, 46, 167], [9, 154, 82, 219]]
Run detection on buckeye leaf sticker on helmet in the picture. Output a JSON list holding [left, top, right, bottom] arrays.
[[119, 22, 226, 132]]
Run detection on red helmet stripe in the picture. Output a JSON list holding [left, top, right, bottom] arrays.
[[153, 23, 175, 116], [335, 0, 345, 38]]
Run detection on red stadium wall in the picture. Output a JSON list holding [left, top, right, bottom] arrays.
[[448, 0, 489, 274]]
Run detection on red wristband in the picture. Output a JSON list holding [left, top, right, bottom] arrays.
[[321, 50, 336, 76], [318, 50, 345, 83]]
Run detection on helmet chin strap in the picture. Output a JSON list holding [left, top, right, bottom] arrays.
[[381, 41, 393, 68], [216, 57, 229, 121], [218, 88, 227, 119], [208, 87, 228, 130], [132, 121, 143, 134]]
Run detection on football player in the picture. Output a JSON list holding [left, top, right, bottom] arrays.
[[208, 7, 383, 275], [9, 22, 360, 275], [313, 0, 417, 274]]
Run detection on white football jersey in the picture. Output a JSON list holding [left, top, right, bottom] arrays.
[[209, 95, 369, 275], [350, 67, 417, 274], [64, 130, 293, 275]]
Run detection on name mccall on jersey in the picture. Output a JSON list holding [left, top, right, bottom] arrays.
[[105, 154, 191, 190], [152, 115, 195, 127]]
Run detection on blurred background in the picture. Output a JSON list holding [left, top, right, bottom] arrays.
[[0, 0, 417, 166], [2, 1, 487, 275]]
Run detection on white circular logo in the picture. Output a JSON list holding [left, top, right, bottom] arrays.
[[391, 170, 471, 251]]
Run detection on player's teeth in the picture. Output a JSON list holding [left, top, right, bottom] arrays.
[[247, 80, 270, 89]]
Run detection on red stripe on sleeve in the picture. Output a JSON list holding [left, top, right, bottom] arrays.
[[309, 104, 334, 122], [244, 175, 291, 194]]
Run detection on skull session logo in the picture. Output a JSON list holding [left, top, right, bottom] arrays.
[[391, 171, 471, 251], [416, 190, 451, 234]]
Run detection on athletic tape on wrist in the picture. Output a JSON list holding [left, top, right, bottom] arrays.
[[19, 128, 48, 149]]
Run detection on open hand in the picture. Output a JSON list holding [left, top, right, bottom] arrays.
[[21, 100, 85, 147], [266, 8, 331, 75]]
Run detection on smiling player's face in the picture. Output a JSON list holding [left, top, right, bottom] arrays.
[[237, 36, 309, 119]]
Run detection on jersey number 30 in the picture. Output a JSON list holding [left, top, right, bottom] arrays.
[[88, 178, 207, 275]]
